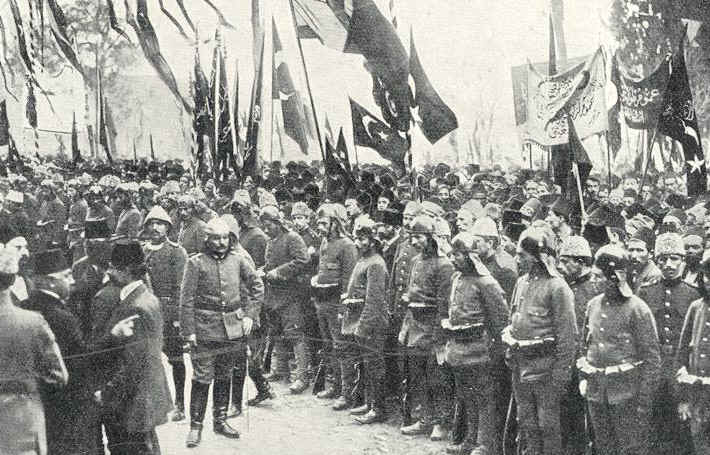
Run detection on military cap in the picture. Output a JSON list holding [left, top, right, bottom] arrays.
[[5, 190, 23, 204], [403, 201, 422, 217], [518, 224, 558, 274], [421, 200, 444, 218], [220, 214, 240, 240], [144, 205, 173, 226], [204, 217, 231, 236], [111, 241, 145, 269], [683, 227, 704, 247], [177, 194, 196, 207], [409, 215, 436, 235], [663, 208, 686, 226], [628, 227, 655, 250], [259, 205, 282, 224], [594, 244, 632, 297], [451, 231, 491, 276], [559, 236, 592, 258], [655, 232, 685, 257]]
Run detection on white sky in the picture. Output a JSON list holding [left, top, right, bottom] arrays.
[[0, 0, 613, 164]]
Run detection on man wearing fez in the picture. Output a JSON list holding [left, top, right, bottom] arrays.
[[181, 217, 264, 447], [628, 227, 662, 294], [504, 224, 576, 455], [86, 185, 116, 232], [101, 241, 173, 454], [580, 245, 661, 455], [470, 217, 518, 299], [0, 244, 68, 455], [637, 233, 700, 454], [142, 205, 189, 422]]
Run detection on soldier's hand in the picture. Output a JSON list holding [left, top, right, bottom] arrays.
[[678, 402, 691, 421], [242, 317, 254, 336], [93, 390, 102, 404], [265, 270, 278, 282], [110, 314, 140, 338], [578, 379, 587, 397], [187, 334, 197, 347]]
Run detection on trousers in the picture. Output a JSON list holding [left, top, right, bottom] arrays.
[[512, 377, 563, 455]]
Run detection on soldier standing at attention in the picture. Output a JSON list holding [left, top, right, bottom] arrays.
[[637, 233, 699, 455], [504, 224, 576, 455], [580, 245, 661, 455], [181, 217, 264, 448], [142, 205, 189, 422]]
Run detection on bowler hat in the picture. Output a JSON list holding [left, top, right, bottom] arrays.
[[34, 249, 69, 275]]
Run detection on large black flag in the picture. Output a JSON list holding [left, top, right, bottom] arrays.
[[0, 100, 8, 147], [346, 0, 410, 132], [243, 34, 265, 181], [336, 127, 352, 173], [350, 98, 408, 169], [192, 45, 210, 180], [657, 36, 707, 196], [408, 31, 457, 144], [9, 0, 33, 75], [208, 32, 233, 181], [71, 111, 81, 164]]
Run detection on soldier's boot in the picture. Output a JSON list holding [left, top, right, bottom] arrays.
[[317, 384, 341, 399], [171, 360, 186, 421], [401, 420, 430, 436], [265, 340, 290, 382], [228, 367, 245, 418], [247, 368, 275, 406], [332, 357, 356, 410], [186, 381, 210, 448], [212, 379, 240, 439], [289, 340, 311, 394]]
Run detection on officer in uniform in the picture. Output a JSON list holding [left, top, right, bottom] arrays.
[[398, 214, 455, 440], [580, 245, 661, 455], [311, 203, 358, 403], [504, 223, 576, 455], [676, 250, 710, 453], [637, 233, 699, 454], [443, 232, 509, 455], [142, 205, 189, 422], [260, 205, 311, 394], [557, 235, 605, 455], [181, 217, 264, 448]]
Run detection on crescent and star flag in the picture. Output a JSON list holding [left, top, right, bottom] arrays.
[[208, 30, 233, 181], [292, 0, 352, 53], [347, 0, 410, 132], [336, 127, 352, 173], [657, 35, 707, 196], [350, 97, 408, 169], [272, 22, 310, 155], [408, 30, 458, 144], [325, 135, 354, 194]]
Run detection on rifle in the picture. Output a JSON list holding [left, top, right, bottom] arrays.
[[312, 350, 327, 395], [262, 334, 274, 373]]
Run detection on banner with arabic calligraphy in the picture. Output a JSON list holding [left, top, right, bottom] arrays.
[[615, 55, 671, 130], [522, 48, 607, 146]]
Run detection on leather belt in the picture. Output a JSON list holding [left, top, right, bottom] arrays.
[[502, 326, 556, 358], [195, 302, 242, 313], [577, 357, 642, 376], [677, 366, 710, 386]]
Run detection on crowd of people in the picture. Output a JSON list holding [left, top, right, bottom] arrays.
[[2, 157, 710, 455]]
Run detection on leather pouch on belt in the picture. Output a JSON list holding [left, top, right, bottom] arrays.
[[223, 309, 245, 340]]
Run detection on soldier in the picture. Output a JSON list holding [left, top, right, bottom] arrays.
[[344, 219, 389, 424], [682, 230, 704, 288], [628, 227, 661, 293], [470, 216, 518, 298], [142, 206, 189, 422], [637, 233, 699, 454], [181, 217, 264, 447], [231, 190, 268, 268], [398, 214, 455, 440], [311, 203, 358, 404], [86, 185, 116, 232], [36, 180, 67, 249], [172, 195, 206, 255], [114, 184, 144, 239], [557, 235, 605, 455], [676, 250, 710, 453], [579, 245, 661, 455], [504, 224, 576, 455], [260, 205, 311, 394], [443, 232, 509, 455]]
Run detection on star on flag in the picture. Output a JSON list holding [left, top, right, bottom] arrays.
[[687, 154, 704, 174]]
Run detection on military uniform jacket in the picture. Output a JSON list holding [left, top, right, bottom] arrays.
[[443, 270, 509, 367], [114, 205, 143, 239], [583, 293, 661, 405], [88, 204, 116, 232], [314, 235, 358, 308], [630, 260, 663, 294], [69, 198, 88, 227], [568, 272, 605, 346], [508, 266, 577, 384], [398, 253, 455, 350], [0, 300, 66, 455], [342, 253, 389, 338], [264, 229, 309, 310], [675, 298, 710, 416], [180, 249, 264, 341], [481, 249, 518, 301], [71, 256, 108, 336], [295, 225, 320, 280], [172, 216, 206, 255], [389, 238, 419, 315], [38, 197, 66, 246], [240, 223, 268, 268], [637, 277, 700, 377], [144, 241, 188, 324]]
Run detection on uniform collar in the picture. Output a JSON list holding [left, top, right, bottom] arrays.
[[145, 241, 165, 252]]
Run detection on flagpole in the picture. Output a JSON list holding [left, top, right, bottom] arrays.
[[213, 33, 221, 182], [638, 127, 660, 201], [95, 51, 100, 160], [287, 0, 325, 161]]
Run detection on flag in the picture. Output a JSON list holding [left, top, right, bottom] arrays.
[[614, 54, 671, 130], [25, 82, 37, 129], [336, 127, 352, 173], [325, 135, 354, 197], [133, 137, 137, 163], [553, 116, 592, 192], [272, 22, 310, 155], [0, 100, 8, 147], [350, 97, 408, 169], [229, 59, 242, 170], [292, 0, 351, 52], [208, 30, 233, 181], [9, 0, 34, 75], [106, 0, 132, 43], [98, 95, 113, 164], [71, 111, 81, 164], [46, 0, 85, 79], [548, 13, 556, 76], [607, 56, 623, 156], [130, 0, 192, 113], [174, 0, 196, 35], [156, 0, 189, 40], [192, 43, 210, 179], [347, 0, 410, 132], [200, 0, 235, 29], [657, 34, 707, 196], [408, 31, 458, 144], [149, 133, 156, 161], [324, 115, 334, 145], [243, 33, 265, 180]]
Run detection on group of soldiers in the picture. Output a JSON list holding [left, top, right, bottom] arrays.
[[2, 157, 710, 455]]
